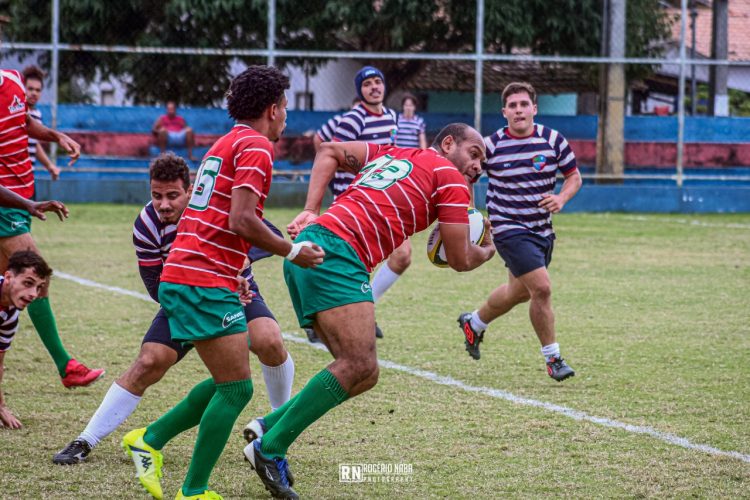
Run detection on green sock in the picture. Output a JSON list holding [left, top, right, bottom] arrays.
[[262, 391, 301, 430], [27, 297, 71, 377], [144, 378, 216, 450], [261, 368, 348, 459], [182, 378, 254, 496]]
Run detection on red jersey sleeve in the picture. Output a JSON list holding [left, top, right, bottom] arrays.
[[433, 165, 471, 224], [232, 138, 273, 198]]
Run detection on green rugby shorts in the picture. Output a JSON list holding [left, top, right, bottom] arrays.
[[0, 207, 31, 238], [284, 224, 373, 328], [158, 282, 246, 342]]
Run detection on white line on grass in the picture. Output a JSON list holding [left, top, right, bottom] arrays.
[[56, 272, 750, 464]]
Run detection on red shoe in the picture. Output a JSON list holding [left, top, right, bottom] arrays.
[[61, 359, 105, 389]]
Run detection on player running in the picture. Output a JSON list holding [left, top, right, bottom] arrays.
[[53, 153, 296, 472], [244, 123, 495, 498], [457, 82, 582, 381]]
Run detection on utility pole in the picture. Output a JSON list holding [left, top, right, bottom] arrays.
[[596, 0, 626, 183], [708, 0, 729, 116]]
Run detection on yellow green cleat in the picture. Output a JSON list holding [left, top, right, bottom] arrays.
[[122, 427, 164, 500], [175, 490, 223, 500]]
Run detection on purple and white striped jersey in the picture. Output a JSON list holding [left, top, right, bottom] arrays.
[[0, 276, 21, 352], [133, 201, 176, 269], [395, 113, 425, 148], [27, 107, 42, 165], [483, 124, 578, 240], [330, 103, 398, 198], [316, 114, 342, 143]]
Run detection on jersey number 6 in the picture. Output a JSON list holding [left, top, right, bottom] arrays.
[[189, 156, 222, 211]]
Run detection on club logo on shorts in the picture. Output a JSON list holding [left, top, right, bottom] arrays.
[[353, 155, 413, 190], [361, 282, 372, 294], [532, 155, 547, 171], [222, 310, 245, 329]]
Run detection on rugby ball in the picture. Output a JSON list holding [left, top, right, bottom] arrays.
[[426, 208, 486, 268]]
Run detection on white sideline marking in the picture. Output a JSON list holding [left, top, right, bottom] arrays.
[[56, 272, 153, 302], [56, 271, 750, 464]]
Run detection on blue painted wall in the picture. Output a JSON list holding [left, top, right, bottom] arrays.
[[35, 177, 750, 213], [37, 104, 750, 142]]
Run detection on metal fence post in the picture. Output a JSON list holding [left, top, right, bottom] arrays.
[[267, 0, 276, 66], [50, 0, 60, 162], [676, 0, 687, 188], [474, 0, 485, 133]]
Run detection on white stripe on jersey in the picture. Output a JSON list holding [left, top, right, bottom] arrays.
[[338, 203, 374, 265], [162, 262, 237, 281], [181, 215, 237, 236], [234, 147, 272, 163], [353, 198, 384, 258], [176, 231, 247, 258]]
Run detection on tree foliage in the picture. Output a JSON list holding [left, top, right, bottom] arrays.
[[0, 0, 672, 104]]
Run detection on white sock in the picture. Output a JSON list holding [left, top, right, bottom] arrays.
[[470, 310, 488, 332], [79, 382, 142, 448], [541, 342, 560, 362], [371, 263, 401, 302], [261, 353, 295, 411]]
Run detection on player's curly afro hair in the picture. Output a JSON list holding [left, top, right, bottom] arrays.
[[226, 65, 289, 121], [149, 152, 191, 190]]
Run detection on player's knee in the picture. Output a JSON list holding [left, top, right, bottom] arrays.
[[530, 282, 552, 301], [134, 349, 172, 380], [356, 357, 379, 385], [390, 256, 411, 273]]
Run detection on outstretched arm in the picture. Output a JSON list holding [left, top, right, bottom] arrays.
[[287, 141, 369, 238], [230, 188, 324, 268], [26, 115, 81, 167], [0, 185, 68, 221], [36, 146, 61, 180]]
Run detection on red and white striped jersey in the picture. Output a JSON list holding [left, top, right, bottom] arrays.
[[160, 125, 273, 291], [316, 144, 470, 271], [0, 70, 33, 199]]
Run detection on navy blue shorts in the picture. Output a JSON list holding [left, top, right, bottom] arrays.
[[493, 232, 554, 278], [142, 280, 275, 361]]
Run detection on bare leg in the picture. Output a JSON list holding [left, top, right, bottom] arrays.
[[477, 270, 531, 324], [117, 342, 178, 396], [185, 127, 196, 160]]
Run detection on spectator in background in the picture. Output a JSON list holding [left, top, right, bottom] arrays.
[[396, 93, 427, 149], [152, 101, 196, 161], [23, 66, 61, 181]]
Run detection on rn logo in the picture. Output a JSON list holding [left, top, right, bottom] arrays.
[[339, 464, 363, 483], [354, 155, 413, 190]]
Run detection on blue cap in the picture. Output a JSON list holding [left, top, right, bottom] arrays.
[[354, 66, 385, 101]]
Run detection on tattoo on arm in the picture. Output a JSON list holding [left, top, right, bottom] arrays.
[[343, 150, 362, 173]]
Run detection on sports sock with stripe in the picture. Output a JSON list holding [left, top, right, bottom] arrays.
[[27, 297, 72, 377], [144, 377, 216, 450], [261, 368, 348, 458], [181, 378, 254, 496]]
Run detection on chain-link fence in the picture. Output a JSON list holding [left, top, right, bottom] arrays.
[[1, 0, 749, 188]]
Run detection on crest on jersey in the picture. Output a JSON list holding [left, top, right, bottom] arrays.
[[353, 154, 413, 190], [8, 95, 24, 114], [532, 154, 547, 171]]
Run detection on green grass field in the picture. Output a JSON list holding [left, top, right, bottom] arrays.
[[0, 205, 748, 498]]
